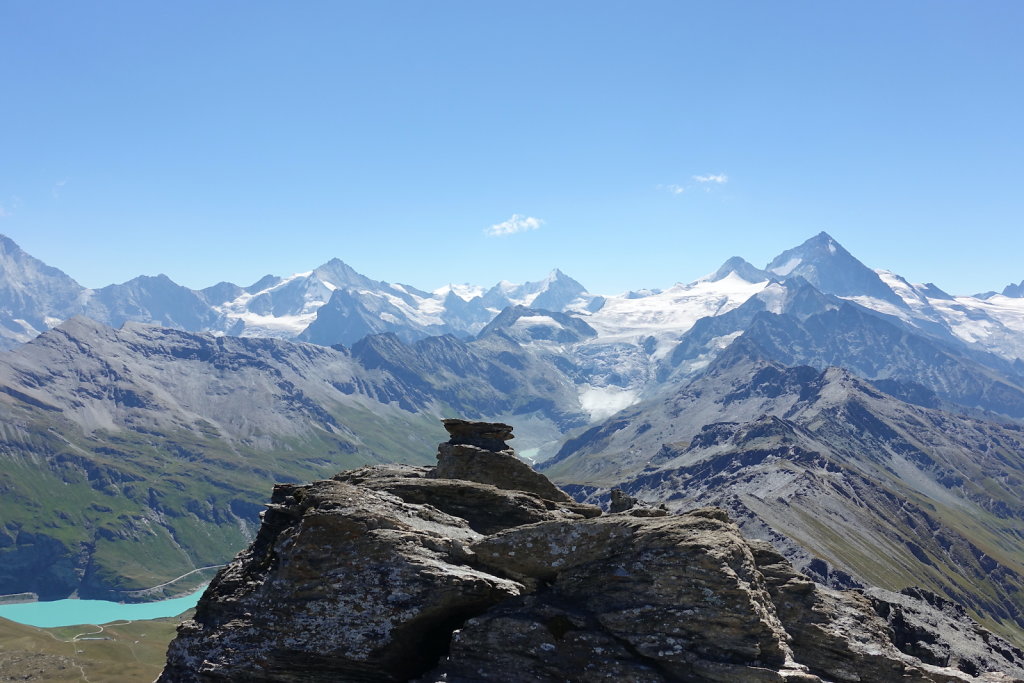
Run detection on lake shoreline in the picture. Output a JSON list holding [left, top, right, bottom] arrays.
[[0, 586, 208, 628]]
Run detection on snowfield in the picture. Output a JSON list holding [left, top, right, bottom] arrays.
[[584, 273, 768, 343]]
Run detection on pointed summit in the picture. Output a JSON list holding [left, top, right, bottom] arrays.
[[765, 232, 843, 277], [764, 232, 904, 306], [312, 258, 378, 290], [531, 269, 588, 311]]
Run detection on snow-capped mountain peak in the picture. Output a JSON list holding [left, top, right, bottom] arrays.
[[701, 256, 770, 284], [312, 258, 379, 291], [764, 231, 906, 307]]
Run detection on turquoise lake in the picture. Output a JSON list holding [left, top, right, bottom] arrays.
[[0, 587, 206, 628]]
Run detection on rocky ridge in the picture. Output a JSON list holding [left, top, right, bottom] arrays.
[[160, 421, 1024, 682], [545, 339, 1024, 645]]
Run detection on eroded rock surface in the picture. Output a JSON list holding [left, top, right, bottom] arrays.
[[160, 420, 1024, 682]]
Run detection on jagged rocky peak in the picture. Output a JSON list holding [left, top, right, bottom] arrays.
[[1003, 280, 1024, 298], [159, 420, 1024, 683]]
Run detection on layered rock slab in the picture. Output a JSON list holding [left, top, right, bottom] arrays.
[[160, 420, 1024, 682]]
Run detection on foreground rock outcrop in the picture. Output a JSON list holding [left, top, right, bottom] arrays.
[[160, 420, 1024, 682]]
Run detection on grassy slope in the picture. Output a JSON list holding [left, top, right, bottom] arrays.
[[0, 613, 186, 682], [0, 397, 445, 599]]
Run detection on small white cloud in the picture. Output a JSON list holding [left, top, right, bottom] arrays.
[[693, 173, 728, 184], [52, 179, 68, 199], [0, 205, 10, 219], [658, 184, 686, 195], [486, 214, 544, 237]]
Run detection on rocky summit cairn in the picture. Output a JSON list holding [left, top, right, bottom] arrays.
[[159, 420, 1024, 683], [434, 419, 572, 503]]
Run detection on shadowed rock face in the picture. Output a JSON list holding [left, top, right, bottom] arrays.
[[159, 421, 1024, 683]]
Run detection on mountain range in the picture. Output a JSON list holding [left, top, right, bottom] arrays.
[[0, 234, 595, 351], [4, 232, 1024, 370], [2, 231, 1024, 649]]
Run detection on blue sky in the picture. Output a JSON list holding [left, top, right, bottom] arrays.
[[1, 1, 1022, 295]]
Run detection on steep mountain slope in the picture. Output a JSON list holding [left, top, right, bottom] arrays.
[[0, 317, 596, 600], [296, 286, 445, 346], [0, 318, 446, 600], [0, 235, 85, 349], [737, 306, 1024, 417], [544, 340, 1024, 644], [346, 330, 588, 434]]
